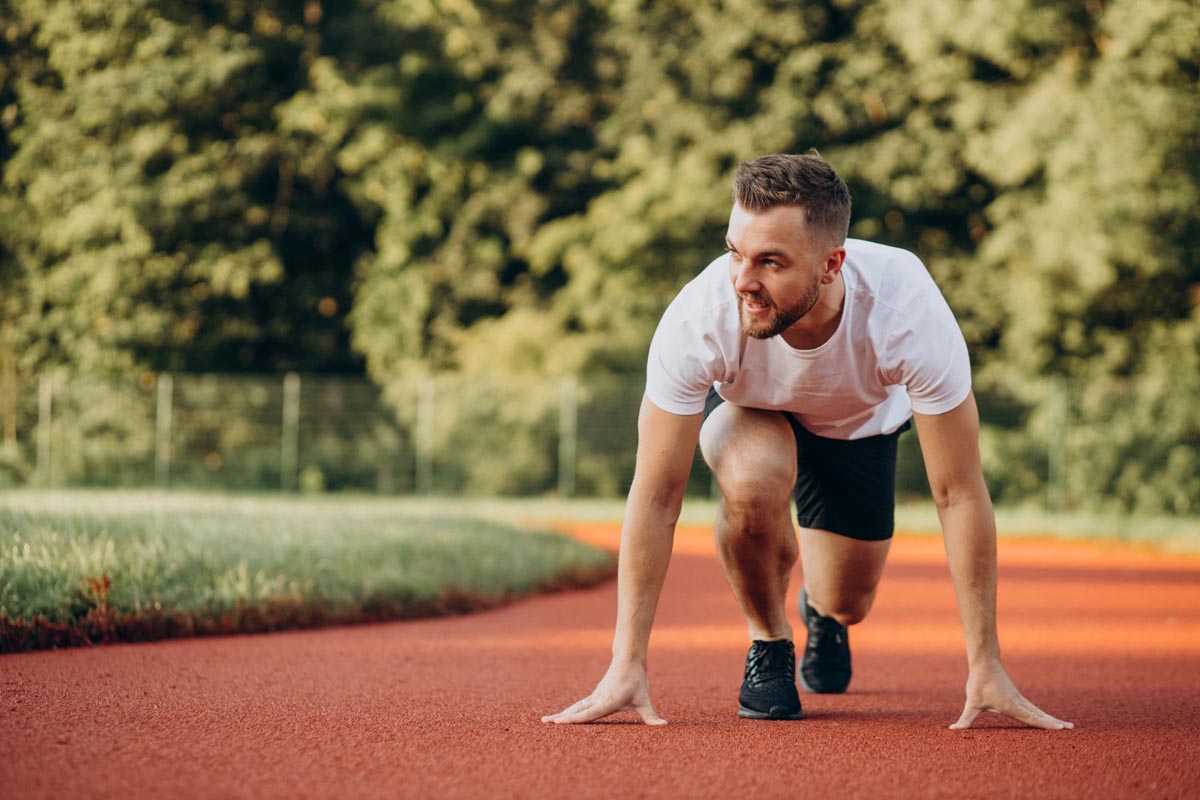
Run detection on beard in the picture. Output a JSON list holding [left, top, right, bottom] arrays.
[[738, 278, 822, 340]]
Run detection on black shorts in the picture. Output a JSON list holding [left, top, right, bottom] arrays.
[[704, 388, 910, 542]]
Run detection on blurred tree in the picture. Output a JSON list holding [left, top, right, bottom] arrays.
[[964, 0, 1200, 513], [959, 0, 1200, 380], [277, 0, 616, 381], [0, 0, 1196, 508], [0, 1, 37, 389], [0, 0, 367, 375]]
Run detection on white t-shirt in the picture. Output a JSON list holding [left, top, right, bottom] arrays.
[[645, 238, 972, 440]]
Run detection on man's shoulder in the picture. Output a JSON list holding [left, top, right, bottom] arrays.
[[645, 253, 739, 414], [845, 238, 930, 278], [660, 253, 738, 325], [844, 238, 936, 311]]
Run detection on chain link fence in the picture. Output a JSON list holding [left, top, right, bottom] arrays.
[[0, 371, 1194, 514], [0, 372, 660, 497]]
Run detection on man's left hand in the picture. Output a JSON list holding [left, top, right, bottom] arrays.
[[951, 659, 1074, 730]]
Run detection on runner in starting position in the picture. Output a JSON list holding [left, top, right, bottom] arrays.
[[542, 153, 1073, 729]]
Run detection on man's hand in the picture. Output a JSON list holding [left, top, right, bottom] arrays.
[[951, 659, 1074, 730], [541, 398, 699, 728], [915, 396, 1073, 732], [541, 660, 667, 726]]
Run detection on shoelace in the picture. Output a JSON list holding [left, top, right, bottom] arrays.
[[744, 641, 794, 687], [807, 613, 847, 652]]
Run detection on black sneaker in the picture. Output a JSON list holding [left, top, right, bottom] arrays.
[[737, 639, 803, 720], [798, 587, 852, 694]]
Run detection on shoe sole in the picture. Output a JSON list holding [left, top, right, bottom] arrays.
[[798, 672, 848, 695], [737, 704, 803, 720]]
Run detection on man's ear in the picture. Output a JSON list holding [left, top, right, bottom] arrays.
[[821, 246, 846, 284]]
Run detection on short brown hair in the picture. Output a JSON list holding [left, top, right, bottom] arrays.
[[732, 153, 851, 245]]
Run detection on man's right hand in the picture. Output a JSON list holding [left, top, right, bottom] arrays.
[[540, 660, 667, 726]]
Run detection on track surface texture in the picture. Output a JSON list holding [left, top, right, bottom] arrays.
[[3, 524, 1200, 799]]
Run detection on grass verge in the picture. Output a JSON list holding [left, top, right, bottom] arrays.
[[2, 488, 1195, 655], [5, 490, 1198, 551], [0, 500, 615, 654]]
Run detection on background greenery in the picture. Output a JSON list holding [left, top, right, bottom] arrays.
[[1, 0, 1197, 513]]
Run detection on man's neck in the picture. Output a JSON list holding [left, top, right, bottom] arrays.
[[780, 273, 846, 351]]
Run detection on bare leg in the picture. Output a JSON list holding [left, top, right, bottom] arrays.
[[795, 527, 890, 693], [700, 403, 798, 642], [797, 527, 890, 626]]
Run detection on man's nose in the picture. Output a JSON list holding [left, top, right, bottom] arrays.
[[733, 262, 759, 294]]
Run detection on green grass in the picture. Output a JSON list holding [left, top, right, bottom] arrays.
[[894, 502, 1200, 553], [4, 488, 1198, 548], [2, 488, 1195, 653], [0, 492, 615, 652]]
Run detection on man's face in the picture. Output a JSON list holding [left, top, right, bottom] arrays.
[[725, 203, 839, 340]]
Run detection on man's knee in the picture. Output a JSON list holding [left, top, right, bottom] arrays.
[[813, 591, 876, 627], [713, 449, 796, 510], [700, 406, 795, 482]]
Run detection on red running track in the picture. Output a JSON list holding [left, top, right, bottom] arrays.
[[3, 524, 1200, 799]]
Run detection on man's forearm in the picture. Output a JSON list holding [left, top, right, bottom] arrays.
[[611, 481, 683, 665], [937, 490, 1002, 667]]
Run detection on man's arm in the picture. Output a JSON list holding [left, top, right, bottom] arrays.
[[542, 395, 703, 725], [913, 391, 1074, 731]]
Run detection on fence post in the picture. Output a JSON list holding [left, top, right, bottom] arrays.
[[558, 376, 578, 498], [155, 373, 174, 488], [416, 376, 435, 494], [1, 319, 15, 448], [281, 372, 301, 491], [36, 374, 53, 486], [1046, 376, 1068, 512]]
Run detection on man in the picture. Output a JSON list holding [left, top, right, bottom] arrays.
[[542, 153, 1073, 729]]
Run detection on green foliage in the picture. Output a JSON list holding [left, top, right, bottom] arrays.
[[423, 374, 561, 495], [45, 374, 158, 486], [1, 0, 1197, 511], [1, 0, 365, 374], [1061, 324, 1200, 515], [958, 0, 1200, 381]]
